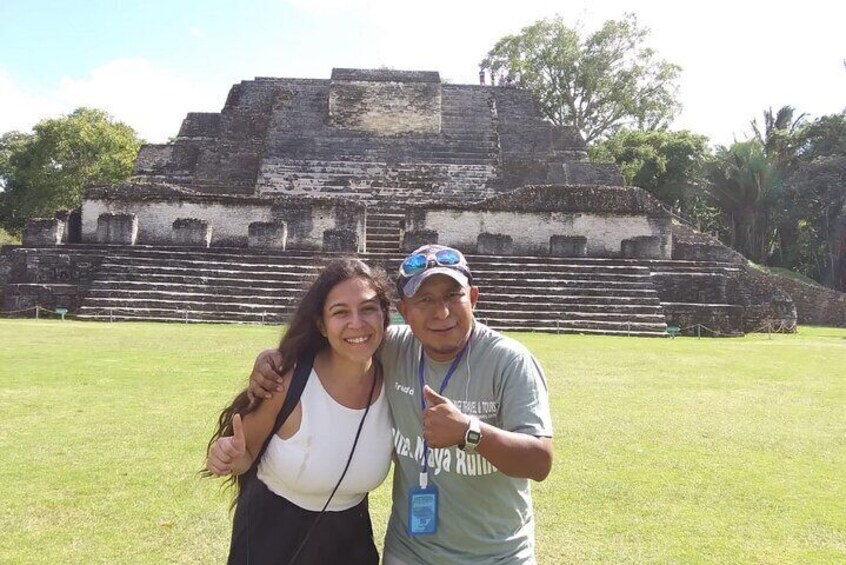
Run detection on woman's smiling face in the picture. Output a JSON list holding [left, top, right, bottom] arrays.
[[320, 276, 386, 364]]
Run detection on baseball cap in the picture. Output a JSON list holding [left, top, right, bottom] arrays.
[[397, 245, 473, 298]]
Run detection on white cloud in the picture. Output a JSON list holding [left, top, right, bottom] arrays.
[[189, 26, 205, 39], [0, 68, 65, 135], [0, 59, 225, 143]]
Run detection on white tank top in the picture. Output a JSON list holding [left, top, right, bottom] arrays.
[[257, 368, 393, 511]]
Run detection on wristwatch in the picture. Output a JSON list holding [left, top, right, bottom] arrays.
[[461, 416, 482, 454]]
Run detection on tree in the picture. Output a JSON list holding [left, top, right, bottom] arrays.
[[480, 14, 682, 143], [780, 113, 846, 289], [0, 108, 142, 233], [706, 140, 782, 263], [589, 128, 710, 210]]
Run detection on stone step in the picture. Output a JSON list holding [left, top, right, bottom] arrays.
[[474, 308, 665, 322], [481, 299, 662, 312], [483, 325, 669, 337], [101, 257, 321, 273], [68, 245, 679, 335], [76, 307, 291, 324], [482, 286, 658, 298], [95, 269, 316, 286], [366, 226, 401, 236], [84, 293, 297, 313], [474, 317, 668, 333], [367, 235, 401, 243], [89, 280, 309, 293]]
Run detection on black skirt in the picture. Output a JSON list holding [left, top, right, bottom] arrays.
[[227, 478, 379, 565]]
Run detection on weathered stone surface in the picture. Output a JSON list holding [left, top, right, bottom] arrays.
[[402, 230, 438, 252], [0, 247, 106, 315], [322, 229, 358, 252], [83, 187, 364, 249], [23, 219, 65, 247], [621, 236, 662, 259], [0, 248, 11, 307], [728, 269, 797, 333], [477, 233, 513, 255], [474, 185, 670, 215], [671, 224, 745, 263], [662, 303, 745, 336], [329, 76, 442, 135], [128, 69, 596, 207], [172, 218, 211, 247], [248, 222, 287, 249], [652, 272, 730, 304], [549, 235, 587, 257], [409, 207, 671, 258], [766, 273, 846, 327], [96, 213, 138, 245]]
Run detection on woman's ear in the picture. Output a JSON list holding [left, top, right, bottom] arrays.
[[316, 317, 327, 337]]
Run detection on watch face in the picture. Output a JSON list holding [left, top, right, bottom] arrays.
[[467, 430, 481, 444]]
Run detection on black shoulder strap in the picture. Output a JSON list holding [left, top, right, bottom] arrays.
[[253, 350, 315, 468]]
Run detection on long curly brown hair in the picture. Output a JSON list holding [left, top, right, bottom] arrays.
[[203, 258, 393, 503]]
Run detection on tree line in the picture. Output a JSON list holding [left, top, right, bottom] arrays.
[[1, 14, 843, 290]]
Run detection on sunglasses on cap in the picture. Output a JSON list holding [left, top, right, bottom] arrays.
[[399, 247, 466, 278]]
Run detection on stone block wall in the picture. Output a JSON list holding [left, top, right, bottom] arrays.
[[652, 272, 730, 304], [329, 69, 442, 135], [83, 198, 271, 247], [0, 247, 11, 307], [82, 195, 364, 251], [1, 247, 106, 314], [477, 233, 513, 255], [727, 269, 798, 332], [131, 69, 620, 209], [621, 236, 662, 259], [661, 303, 745, 336], [549, 235, 587, 257], [765, 274, 846, 327], [172, 219, 212, 247], [248, 222, 287, 249], [323, 229, 359, 252], [671, 223, 746, 263], [23, 219, 65, 247], [402, 230, 438, 252], [96, 213, 138, 245], [409, 209, 671, 258]]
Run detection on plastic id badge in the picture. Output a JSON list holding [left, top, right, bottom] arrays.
[[408, 485, 438, 536]]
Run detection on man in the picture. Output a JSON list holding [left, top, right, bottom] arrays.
[[249, 245, 553, 563]]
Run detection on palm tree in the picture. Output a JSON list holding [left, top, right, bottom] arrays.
[[707, 141, 781, 262]]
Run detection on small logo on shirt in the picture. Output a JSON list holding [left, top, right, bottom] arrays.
[[395, 382, 415, 396]]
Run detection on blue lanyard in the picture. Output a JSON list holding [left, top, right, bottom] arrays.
[[417, 330, 472, 476]]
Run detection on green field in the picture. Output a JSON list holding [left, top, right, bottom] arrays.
[[1, 320, 844, 564]]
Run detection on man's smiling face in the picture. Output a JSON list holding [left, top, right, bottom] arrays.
[[398, 274, 479, 362]]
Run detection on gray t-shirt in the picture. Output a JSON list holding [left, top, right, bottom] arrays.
[[379, 323, 553, 564]]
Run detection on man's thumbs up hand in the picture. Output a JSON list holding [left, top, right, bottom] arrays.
[[422, 386, 468, 448], [424, 385, 450, 407], [207, 414, 249, 476]]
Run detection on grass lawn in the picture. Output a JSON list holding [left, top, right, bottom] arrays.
[[1, 320, 844, 564]]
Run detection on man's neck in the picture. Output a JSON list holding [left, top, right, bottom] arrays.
[[422, 326, 474, 363]]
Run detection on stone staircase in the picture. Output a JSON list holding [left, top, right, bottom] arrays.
[[74, 247, 671, 336], [370, 253, 669, 336], [365, 208, 405, 253]]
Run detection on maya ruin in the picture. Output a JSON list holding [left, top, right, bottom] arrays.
[[3, 68, 815, 336]]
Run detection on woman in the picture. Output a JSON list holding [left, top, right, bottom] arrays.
[[205, 259, 394, 564]]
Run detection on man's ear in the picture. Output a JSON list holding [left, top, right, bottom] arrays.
[[397, 298, 408, 319], [469, 286, 480, 309]]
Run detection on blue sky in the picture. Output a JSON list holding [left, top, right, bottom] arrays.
[[2, 0, 845, 145]]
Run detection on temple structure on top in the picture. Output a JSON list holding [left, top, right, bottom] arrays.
[[4, 68, 823, 335]]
